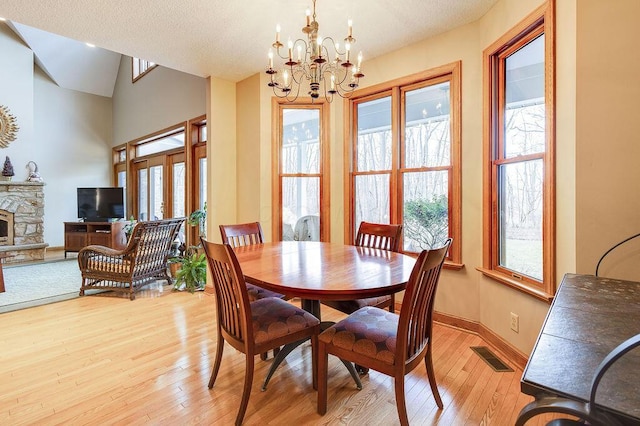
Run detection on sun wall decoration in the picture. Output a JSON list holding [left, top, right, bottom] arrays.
[[0, 105, 19, 148]]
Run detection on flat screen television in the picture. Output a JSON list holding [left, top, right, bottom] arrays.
[[77, 187, 125, 222]]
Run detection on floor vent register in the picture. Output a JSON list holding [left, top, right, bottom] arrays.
[[470, 346, 514, 372]]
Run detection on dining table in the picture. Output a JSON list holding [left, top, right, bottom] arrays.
[[233, 240, 417, 389]]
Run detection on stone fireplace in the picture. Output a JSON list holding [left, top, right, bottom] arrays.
[[0, 181, 48, 264]]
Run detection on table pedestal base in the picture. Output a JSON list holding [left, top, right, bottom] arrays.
[[260, 299, 363, 391]]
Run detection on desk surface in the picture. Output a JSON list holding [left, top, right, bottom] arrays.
[[233, 241, 416, 301], [521, 273, 640, 422]]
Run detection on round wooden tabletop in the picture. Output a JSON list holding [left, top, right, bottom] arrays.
[[233, 241, 416, 301]]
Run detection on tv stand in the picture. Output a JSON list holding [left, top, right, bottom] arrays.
[[64, 222, 127, 258]]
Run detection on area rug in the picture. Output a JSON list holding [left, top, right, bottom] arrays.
[[0, 260, 82, 313]]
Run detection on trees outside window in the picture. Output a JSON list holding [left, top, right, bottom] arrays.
[[348, 63, 461, 265], [481, 2, 555, 300], [273, 99, 329, 242]]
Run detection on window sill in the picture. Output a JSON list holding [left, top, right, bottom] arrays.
[[444, 261, 464, 271], [476, 267, 554, 303]]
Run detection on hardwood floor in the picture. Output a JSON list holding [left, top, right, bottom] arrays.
[[0, 281, 564, 425]]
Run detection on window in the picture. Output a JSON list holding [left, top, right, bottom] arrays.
[[273, 99, 329, 242], [132, 57, 157, 82], [481, 2, 555, 300], [189, 117, 207, 245], [113, 145, 128, 217], [347, 63, 462, 265], [129, 125, 186, 222]]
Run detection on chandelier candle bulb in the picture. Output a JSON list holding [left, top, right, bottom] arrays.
[[288, 39, 293, 60], [345, 42, 351, 62], [330, 74, 335, 90], [268, 49, 273, 68], [357, 51, 363, 69], [306, 9, 311, 26], [276, 24, 281, 43], [297, 45, 302, 61], [317, 37, 322, 56], [348, 19, 353, 38]]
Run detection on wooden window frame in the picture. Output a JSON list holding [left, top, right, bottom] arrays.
[[272, 98, 330, 242], [188, 116, 207, 247], [132, 57, 158, 83], [345, 62, 462, 268], [479, 1, 556, 302]]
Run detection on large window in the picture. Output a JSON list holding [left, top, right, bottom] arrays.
[[348, 63, 461, 265], [113, 145, 127, 216], [481, 2, 555, 300], [273, 99, 329, 242]]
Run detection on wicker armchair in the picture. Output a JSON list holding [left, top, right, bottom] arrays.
[[78, 218, 184, 300]]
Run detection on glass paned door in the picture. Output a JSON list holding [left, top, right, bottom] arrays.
[[137, 167, 148, 221], [172, 162, 185, 218], [149, 165, 164, 220]]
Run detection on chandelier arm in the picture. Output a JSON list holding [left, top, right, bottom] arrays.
[[317, 36, 346, 56]]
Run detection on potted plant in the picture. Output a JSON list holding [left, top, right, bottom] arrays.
[[122, 216, 137, 240], [188, 202, 207, 239], [172, 246, 207, 293]]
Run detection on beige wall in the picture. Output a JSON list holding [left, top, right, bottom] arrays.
[[220, 0, 639, 356], [207, 77, 237, 241], [235, 74, 262, 226], [112, 55, 206, 145], [575, 0, 640, 280]]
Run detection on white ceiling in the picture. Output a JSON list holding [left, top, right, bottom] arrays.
[[0, 0, 498, 96]]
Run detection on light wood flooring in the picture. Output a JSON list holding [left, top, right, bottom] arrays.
[[0, 269, 565, 425]]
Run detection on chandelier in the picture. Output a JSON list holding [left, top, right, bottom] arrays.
[[266, 0, 364, 102]]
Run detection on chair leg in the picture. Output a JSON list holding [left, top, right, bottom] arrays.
[[235, 353, 254, 426], [424, 345, 443, 408], [208, 328, 225, 389], [394, 374, 409, 426], [317, 341, 328, 415], [389, 294, 395, 312]]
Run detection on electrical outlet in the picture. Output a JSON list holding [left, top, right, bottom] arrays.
[[510, 312, 519, 333]]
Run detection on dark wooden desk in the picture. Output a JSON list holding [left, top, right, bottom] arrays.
[[518, 273, 640, 424]]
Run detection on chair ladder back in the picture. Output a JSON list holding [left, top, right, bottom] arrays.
[[132, 219, 182, 277], [201, 240, 252, 344], [219, 222, 265, 248], [398, 239, 451, 362], [355, 222, 402, 252]]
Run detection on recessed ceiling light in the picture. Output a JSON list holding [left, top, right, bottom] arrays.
[[85, 42, 95, 48], [0, 17, 7, 21]]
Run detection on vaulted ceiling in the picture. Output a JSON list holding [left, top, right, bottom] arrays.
[[0, 0, 498, 96]]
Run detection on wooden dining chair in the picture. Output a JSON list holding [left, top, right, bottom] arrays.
[[219, 222, 286, 301], [317, 238, 452, 426], [322, 221, 403, 314], [201, 238, 320, 426]]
